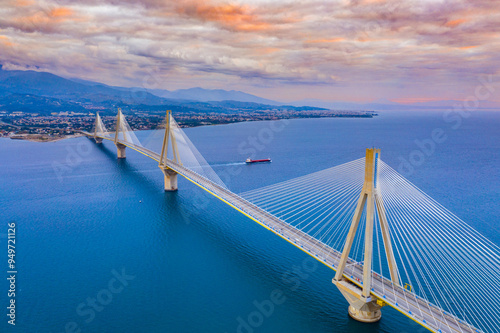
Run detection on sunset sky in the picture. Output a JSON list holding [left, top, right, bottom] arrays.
[[0, 0, 499, 103]]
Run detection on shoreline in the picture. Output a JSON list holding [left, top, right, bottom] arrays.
[[5, 133, 84, 143], [2, 114, 376, 142]]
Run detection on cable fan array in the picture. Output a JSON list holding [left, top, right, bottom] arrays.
[[106, 111, 229, 190], [378, 161, 499, 333], [94, 113, 111, 138], [240, 158, 366, 253], [115, 110, 143, 148], [240, 158, 499, 333], [166, 116, 227, 189]]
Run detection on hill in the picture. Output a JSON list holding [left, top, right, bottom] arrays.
[[0, 67, 325, 115]]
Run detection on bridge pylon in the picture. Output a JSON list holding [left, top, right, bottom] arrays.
[[332, 148, 399, 323], [114, 108, 126, 159], [93, 112, 103, 144], [159, 110, 181, 191]]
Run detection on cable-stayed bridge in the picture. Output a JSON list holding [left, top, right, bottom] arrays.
[[80, 110, 499, 333]]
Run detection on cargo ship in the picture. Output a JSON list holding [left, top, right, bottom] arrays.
[[246, 158, 271, 164]]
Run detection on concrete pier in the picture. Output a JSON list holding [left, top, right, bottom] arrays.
[[348, 305, 382, 323], [333, 279, 383, 323], [116, 143, 126, 159], [161, 167, 178, 191]]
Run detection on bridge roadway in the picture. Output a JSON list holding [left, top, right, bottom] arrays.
[[86, 134, 480, 333]]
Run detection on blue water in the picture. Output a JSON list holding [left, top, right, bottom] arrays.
[[0, 110, 498, 333]]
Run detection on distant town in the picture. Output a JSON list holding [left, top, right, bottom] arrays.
[[0, 109, 377, 142]]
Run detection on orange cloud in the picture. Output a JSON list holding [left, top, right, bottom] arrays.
[[256, 47, 280, 55], [391, 97, 443, 104], [177, 1, 271, 32], [0, 35, 14, 47], [14, 6, 75, 29], [306, 38, 344, 44], [50, 7, 73, 18], [12, 0, 34, 6], [459, 45, 479, 50], [445, 18, 468, 28]]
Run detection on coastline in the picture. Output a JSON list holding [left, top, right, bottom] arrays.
[[2, 113, 377, 142], [5, 133, 84, 143]]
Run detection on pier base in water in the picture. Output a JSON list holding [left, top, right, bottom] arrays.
[[116, 143, 126, 159], [161, 168, 178, 191], [333, 279, 383, 323], [348, 305, 381, 323]]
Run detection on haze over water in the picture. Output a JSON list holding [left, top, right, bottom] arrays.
[[0, 110, 498, 333]]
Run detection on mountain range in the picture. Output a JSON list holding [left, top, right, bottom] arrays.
[[0, 66, 315, 114], [146, 87, 282, 105], [0, 66, 498, 113]]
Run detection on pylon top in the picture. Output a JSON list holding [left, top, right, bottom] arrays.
[[364, 148, 380, 191]]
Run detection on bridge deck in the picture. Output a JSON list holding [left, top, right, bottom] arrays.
[[84, 132, 480, 333]]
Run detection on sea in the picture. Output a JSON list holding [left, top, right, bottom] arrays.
[[0, 110, 498, 333]]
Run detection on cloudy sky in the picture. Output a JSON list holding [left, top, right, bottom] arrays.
[[0, 0, 499, 103]]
